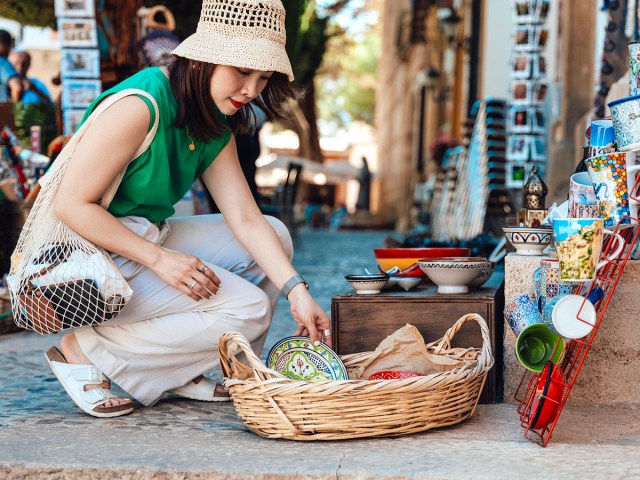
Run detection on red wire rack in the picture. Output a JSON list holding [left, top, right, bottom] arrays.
[[513, 181, 640, 447]]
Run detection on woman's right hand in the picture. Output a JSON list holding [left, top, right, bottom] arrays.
[[150, 247, 221, 301]]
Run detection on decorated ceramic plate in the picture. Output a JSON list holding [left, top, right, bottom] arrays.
[[266, 336, 348, 382]]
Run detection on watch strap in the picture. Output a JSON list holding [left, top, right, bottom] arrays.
[[281, 274, 308, 300]]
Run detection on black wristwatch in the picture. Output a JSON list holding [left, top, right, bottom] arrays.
[[281, 274, 309, 300]]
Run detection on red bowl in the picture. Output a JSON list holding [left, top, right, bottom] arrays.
[[529, 362, 565, 430], [374, 247, 471, 277], [368, 370, 425, 380], [374, 247, 472, 259]]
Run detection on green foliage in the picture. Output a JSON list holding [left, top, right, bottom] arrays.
[[0, 1, 56, 29], [282, 0, 307, 65], [13, 102, 58, 150], [283, 0, 329, 86], [316, 28, 380, 128]]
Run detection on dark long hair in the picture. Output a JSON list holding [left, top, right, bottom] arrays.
[[168, 56, 297, 142]]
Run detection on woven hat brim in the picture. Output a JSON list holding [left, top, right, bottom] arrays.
[[172, 31, 294, 82]]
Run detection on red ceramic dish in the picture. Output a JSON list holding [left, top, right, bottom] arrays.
[[368, 370, 425, 380], [374, 247, 471, 276], [373, 247, 471, 259], [419, 257, 488, 263], [529, 361, 565, 430], [377, 263, 424, 278]]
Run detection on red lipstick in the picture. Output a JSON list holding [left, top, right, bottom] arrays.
[[230, 99, 244, 109]]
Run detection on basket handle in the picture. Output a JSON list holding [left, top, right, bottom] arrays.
[[429, 313, 493, 365], [218, 331, 303, 436], [219, 331, 276, 381]]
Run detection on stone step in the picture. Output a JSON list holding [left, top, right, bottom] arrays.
[[1, 403, 639, 479]]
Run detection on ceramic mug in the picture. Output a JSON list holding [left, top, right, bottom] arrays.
[[553, 218, 624, 282], [568, 172, 599, 219], [630, 42, 640, 96], [585, 153, 640, 226], [504, 293, 542, 337], [533, 258, 575, 322], [587, 119, 616, 157], [609, 95, 640, 151], [515, 323, 565, 373]]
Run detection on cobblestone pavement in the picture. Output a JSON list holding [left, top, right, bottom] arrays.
[[2, 228, 640, 479]]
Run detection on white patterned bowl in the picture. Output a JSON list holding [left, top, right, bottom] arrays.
[[418, 258, 490, 294], [468, 261, 496, 289], [387, 276, 422, 291], [345, 274, 389, 294], [502, 226, 553, 256]]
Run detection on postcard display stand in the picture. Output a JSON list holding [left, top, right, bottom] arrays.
[[56, 0, 102, 136], [429, 100, 509, 242], [507, 0, 550, 191]]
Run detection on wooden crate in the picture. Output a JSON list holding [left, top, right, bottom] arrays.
[[0, 298, 19, 335], [331, 271, 504, 403]]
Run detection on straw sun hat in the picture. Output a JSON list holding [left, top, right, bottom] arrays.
[[172, 0, 294, 82]]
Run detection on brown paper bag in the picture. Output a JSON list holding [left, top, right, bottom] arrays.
[[354, 324, 468, 380]]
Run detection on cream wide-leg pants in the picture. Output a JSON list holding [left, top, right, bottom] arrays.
[[74, 214, 293, 406]]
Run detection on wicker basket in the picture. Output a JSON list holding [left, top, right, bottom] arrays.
[[219, 313, 494, 440]]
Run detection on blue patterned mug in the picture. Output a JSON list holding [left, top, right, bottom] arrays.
[[609, 95, 640, 152], [533, 258, 575, 323], [504, 293, 543, 337]]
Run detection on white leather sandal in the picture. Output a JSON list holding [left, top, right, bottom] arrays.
[[45, 347, 134, 418], [169, 376, 231, 402]]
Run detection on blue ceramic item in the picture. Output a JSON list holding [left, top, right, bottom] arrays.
[[609, 94, 640, 151]]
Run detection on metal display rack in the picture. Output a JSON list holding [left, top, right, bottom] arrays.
[[513, 179, 640, 446]]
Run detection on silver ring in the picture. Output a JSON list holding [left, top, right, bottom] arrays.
[[198, 266, 208, 274], [323, 329, 331, 337], [189, 280, 197, 290]]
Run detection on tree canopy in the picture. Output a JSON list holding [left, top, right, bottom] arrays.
[[0, 1, 55, 29], [317, 26, 380, 132]]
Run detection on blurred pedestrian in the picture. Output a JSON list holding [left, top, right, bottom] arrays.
[[237, 105, 268, 203], [0, 30, 22, 103], [205, 104, 267, 213], [8, 50, 57, 148], [9, 51, 52, 105], [356, 157, 371, 211]]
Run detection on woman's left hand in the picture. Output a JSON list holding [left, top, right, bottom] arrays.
[[288, 284, 332, 347]]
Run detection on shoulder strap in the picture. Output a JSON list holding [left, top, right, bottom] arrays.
[[96, 89, 160, 208]]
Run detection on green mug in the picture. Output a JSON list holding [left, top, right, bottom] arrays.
[[515, 323, 565, 372]]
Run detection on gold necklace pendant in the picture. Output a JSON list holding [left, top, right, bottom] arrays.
[[186, 127, 195, 151]]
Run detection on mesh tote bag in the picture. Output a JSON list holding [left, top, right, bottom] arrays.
[[7, 88, 160, 334]]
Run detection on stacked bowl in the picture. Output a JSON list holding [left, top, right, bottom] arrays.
[[418, 257, 494, 294]]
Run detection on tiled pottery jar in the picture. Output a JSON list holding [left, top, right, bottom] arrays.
[[585, 153, 640, 226]]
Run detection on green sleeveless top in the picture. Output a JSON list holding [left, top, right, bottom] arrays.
[[80, 67, 232, 223]]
